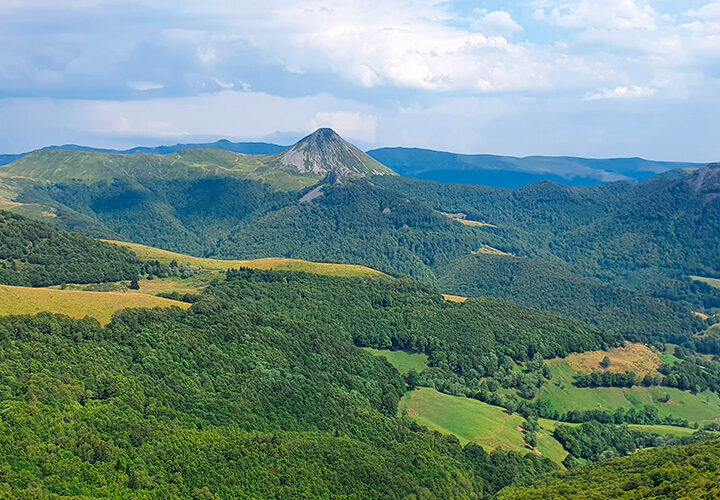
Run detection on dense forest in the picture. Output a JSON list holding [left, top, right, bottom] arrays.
[[216, 269, 620, 377], [497, 438, 720, 499], [0, 290, 558, 498], [437, 253, 701, 342], [376, 169, 720, 310], [0, 210, 141, 286], [0, 167, 719, 496]]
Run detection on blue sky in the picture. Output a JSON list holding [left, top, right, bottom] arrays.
[[1, 0, 718, 161]]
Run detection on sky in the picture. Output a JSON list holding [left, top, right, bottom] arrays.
[[1, 0, 719, 161]]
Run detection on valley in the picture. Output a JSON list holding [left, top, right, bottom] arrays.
[[0, 129, 718, 498]]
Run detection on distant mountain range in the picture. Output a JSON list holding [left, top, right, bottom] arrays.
[[1, 138, 707, 189], [366, 147, 706, 188]]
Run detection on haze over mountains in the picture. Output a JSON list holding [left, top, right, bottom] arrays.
[[1, 129, 707, 189]]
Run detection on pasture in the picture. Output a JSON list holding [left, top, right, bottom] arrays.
[[537, 360, 720, 425], [361, 348, 429, 375], [104, 240, 386, 278], [0, 284, 190, 325], [563, 342, 661, 376], [399, 388, 568, 463]]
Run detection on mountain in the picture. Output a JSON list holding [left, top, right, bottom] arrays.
[[271, 128, 395, 183], [367, 147, 706, 188], [0, 140, 287, 167], [1, 131, 717, 346], [4, 137, 707, 189]]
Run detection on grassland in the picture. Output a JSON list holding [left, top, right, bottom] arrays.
[[436, 211, 497, 228], [471, 245, 512, 256], [104, 240, 386, 278], [0, 284, 190, 325], [563, 342, 660, 376], [399, 388, 568, 463], [49, 274, 218, 297], [691, 275, 720, 290], [537, 360, 720, 424], [399, 388, 705, 466], [361, 348, 429, 375], [442, 294, 468, 303], [0, 148, 322, 191]]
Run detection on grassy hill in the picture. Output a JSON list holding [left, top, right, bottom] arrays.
[[400, 388, 568, 464], [1, 148, 322, 191], [105, 239, 386, 278], [0, 283, 190, 324]]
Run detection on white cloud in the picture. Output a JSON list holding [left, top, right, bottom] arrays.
[[0, 90, 379, 150], [310, 111, 378, 142], [584, 84, 655, 100], [471, 10, 523, 36], [126, 81, 164, 91], [536, 0, 658, 30], [686, 1, 720, 20], [213, 78, 234, 89]]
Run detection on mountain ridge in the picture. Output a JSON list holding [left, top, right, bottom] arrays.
[[3, 136, 712, 189]]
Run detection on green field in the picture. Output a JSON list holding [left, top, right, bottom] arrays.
[[399, 388, 568, 463], [105, 240, 387, 279], [0, 284, 191, 325], [691, 275, 720, 290], [50, 274, 218, 296], [361, 348, 429, 375], [537, 418, 699, 437], [537, 360, 720, 424]]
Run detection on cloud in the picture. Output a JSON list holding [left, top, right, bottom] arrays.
[[471, 10, 523, 36], [127, 81, 164, 91], [584, 85, 655, 100], [0, 90, 379, 151], [685, 1, 720, 20], [310, 111, 378, 142], [535, 0, 658, 30]]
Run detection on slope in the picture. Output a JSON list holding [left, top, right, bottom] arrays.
[[105, 239, 387, 278], [437, 253, 698, 341], [497, 438, 720, 499], [0, 209, 141, 286]]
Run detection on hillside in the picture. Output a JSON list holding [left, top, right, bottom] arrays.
[[105, 239, 387, 278], [1, 133, 717, 348], [0, 210, 141, 286], [0, 267, 585, 497], [376, 169, 720, 312], [437, 253, 699, 342], [0, 284, 190, 324], [497, 438, 720, 499]]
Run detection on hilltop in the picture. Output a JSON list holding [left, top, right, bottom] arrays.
[[271, 128, 394, 183], [0, 128, 395, 192]]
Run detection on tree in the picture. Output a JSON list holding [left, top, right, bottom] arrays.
[[129, 278, 140, 290], [600, 356, 611, 369]]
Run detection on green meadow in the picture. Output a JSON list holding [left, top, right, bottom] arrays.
[[361, 348, 429, 375], [537, 360, 720, 424]]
